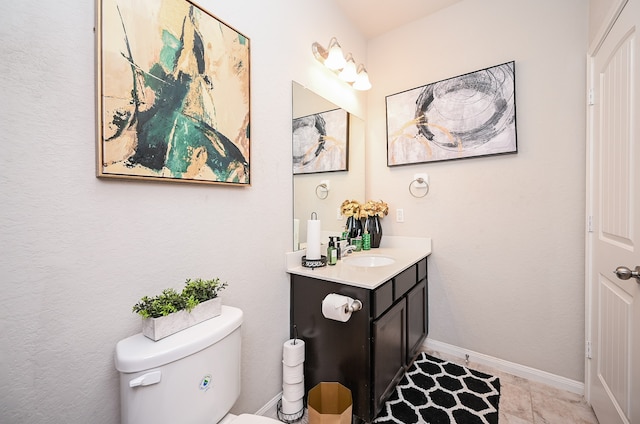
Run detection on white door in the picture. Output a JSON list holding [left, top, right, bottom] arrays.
[[588, 0, 640, 423]]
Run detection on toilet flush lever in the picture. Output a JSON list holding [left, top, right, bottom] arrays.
[[129, 370, 162, 388]]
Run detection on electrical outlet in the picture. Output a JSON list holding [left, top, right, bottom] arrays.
[[396, 208, 404, 223]]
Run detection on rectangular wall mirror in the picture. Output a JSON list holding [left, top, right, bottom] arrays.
[[292, 81, 365, 251]]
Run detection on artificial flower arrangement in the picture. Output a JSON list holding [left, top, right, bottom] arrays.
[[340, 199, 362, 218], [340, 199, 388, 248], [360, 200, 389, 219], [340, 199, 389, 219]]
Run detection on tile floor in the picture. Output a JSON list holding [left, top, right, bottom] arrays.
[[423, 349, 600, 424], [270, 349, 600, 424]]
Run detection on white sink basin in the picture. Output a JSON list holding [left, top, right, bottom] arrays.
[[343, 255, 396, 267]]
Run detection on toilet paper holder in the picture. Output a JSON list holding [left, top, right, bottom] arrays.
[[322, 294, 363, 322], [345, 299, 363, 313]]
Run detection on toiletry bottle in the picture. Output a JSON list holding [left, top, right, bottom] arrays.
[[363, 230, 371, 251], [327, 237, 337, 265], [336, 237, 342, 260]]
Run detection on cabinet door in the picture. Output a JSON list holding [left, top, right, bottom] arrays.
[[406, 279, 428, 363], [290, 275, 371, 421], [372, 298, 406, 417]]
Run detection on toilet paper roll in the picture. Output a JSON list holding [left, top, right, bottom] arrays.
[[282, 339, 305, 366], [282, 361, 304, 384], [321, 293, 354, 322], [281, 397, 304, 415], [306, 219, 322, 260], [282, 381, 305, 401]]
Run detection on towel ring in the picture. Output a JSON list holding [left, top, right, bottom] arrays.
[[409, 178, 430, 198], [315, 183, 329, 199]]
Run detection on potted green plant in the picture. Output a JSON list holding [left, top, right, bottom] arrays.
[[132, 278, 228, 341]]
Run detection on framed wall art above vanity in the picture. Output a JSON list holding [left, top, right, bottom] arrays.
[[386, 61, 517, 166]]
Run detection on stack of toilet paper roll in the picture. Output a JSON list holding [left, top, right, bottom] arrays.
[[281, 338, 305, 415]]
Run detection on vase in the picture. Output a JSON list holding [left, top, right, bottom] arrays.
[[141, 297, 222, 341], [364, 215, 383, 248], [345, 216, 363, 239]]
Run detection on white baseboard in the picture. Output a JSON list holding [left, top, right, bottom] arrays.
[[257, 339, 585, 416], [424, 339, 585, 395], [255, 392, 282, 418]]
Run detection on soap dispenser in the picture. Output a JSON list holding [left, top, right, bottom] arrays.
[[327, 237, 337, 265]]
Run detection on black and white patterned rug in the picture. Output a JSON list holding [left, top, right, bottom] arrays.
[[374, 353, 501, 424]]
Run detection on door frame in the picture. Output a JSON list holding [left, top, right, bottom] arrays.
[[584, 0, 629, 404]]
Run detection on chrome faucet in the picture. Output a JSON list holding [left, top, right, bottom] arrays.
[[342, 245, 357, 256]]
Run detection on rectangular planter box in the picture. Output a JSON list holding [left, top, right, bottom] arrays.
[[141, 297, 222, 341]]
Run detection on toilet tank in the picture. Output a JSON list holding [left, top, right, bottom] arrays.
[[115, 305, 243, 424]]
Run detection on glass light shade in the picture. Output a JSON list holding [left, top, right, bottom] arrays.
[[353, 68, 372, 91], [338, 55, 358, 83], [324, 39, 346, 70], [352, 65, 371, 90]]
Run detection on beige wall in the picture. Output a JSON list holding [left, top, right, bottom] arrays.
[[0, 0, 599, 422], [589, 0, 618, 43], [365, 0, 588, 381], [0, 1, 366, 423]]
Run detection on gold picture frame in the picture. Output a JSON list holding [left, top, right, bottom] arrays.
[[96, 0, 251, 185]]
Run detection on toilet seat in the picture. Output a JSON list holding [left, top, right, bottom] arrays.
[[230, 414, 282, 424]]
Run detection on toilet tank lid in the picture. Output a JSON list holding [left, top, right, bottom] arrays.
[[115, 305, 243, 373]]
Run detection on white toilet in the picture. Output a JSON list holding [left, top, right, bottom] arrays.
[[115, 305, 282, 424]]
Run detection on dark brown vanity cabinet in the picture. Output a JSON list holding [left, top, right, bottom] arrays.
[[290, 257, 428, 423]]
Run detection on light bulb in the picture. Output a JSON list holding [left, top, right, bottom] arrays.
[[323, 38, 346, 70], [353, 65, 371, 91], [338, 55, 357, 83]]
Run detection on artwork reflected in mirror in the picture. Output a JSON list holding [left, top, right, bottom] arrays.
[[293, 109, 349, 174], [292, 82, 365, 251]]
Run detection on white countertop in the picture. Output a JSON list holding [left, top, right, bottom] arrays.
[[285, 237, 432, 289]]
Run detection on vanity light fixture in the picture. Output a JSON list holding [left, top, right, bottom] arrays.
[[312, 37, 371, 91], [338, 54, 358, 82], [322, 37, 347, 70], [353, 65, 372, 91]]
